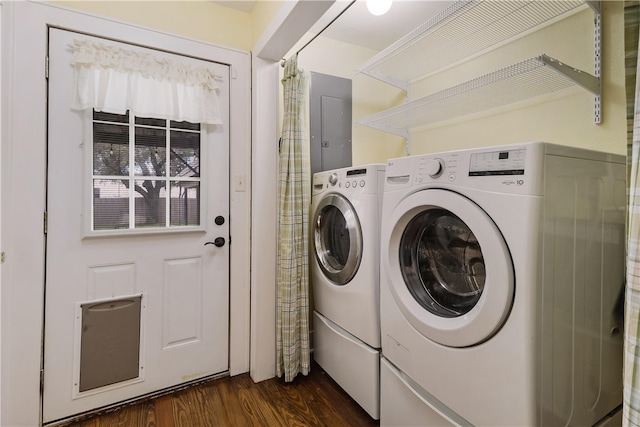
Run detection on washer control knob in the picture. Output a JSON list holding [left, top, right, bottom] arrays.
[[426, 158, 445, 178], [328, 173, 338, 186]]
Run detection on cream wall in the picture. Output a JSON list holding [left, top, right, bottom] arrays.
[[406, 2, 626, 157], [289, 36, 406, 165], [251, 0, 286, 48], [294, 1, 626, 162], [53, 0, 253, 51], [54, 0, 288, 52]]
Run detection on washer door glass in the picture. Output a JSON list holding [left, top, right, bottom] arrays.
[[401, 209, 485, 318], [383, 189, 514, 348], [314, 194, 362, 285]]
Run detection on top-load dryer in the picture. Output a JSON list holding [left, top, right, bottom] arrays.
[[311, 163, 385, 420], [379, 142, 625, 426]]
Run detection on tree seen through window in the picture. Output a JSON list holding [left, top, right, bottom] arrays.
[[92, 110, 201, 230]]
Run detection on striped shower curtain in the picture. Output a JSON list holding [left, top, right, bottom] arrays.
[[276, 55, 311, 382], [626, 59, 640, 425], [626, 2, 640, 425]]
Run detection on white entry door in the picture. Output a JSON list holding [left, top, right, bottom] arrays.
[[43, 28, 230, 423]]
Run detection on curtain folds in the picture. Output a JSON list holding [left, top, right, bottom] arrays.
[[626, 14, 640, 426], [69, 39, 222, 125], [276, 55, 311, 382]]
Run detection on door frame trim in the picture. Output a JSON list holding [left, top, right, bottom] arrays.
[[1, 3, 251, 425]]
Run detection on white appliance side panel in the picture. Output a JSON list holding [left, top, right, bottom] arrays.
[[313, 311, 380, 420], [380, 358, 471, 427], [541, 155, 625, 426]]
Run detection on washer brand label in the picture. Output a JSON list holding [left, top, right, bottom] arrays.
[[502, 179, 525, 186]]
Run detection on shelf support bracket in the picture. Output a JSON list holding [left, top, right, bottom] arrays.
[[585, 1, 601, 15], [542, 54, 601, 123], [587, 1, 602, 123], [540, 55, 599, 95], [363, 71, 409, 92], [370, 125, 409, 140]]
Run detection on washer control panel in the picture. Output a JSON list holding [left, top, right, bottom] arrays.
[[323, 169, 367, 189], [411, 147, 528, 185], [313, 164, 385, 196], [414, 155, 459, 184], [385, 143, 545, 196], [469, 148, 526, 176], [345, 168, 368, 189], [424, 158, 445, 178]]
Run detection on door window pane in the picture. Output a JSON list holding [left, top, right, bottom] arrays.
[[91, 110, 202, 232], [93, 123, 129, 176], [171, 120, 200, 131], [134, 179, 167, 228], [136, 116, 166, 127], [94, 110, 129, 123], [134, 126, 166, 177], [93, 179, 130, 230], [170, 182, 200, 226], [170, 130, 200, 177]]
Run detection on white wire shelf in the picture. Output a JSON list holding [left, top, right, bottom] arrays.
[[355, 54, 599, 138], [356, 0, 596, 90]]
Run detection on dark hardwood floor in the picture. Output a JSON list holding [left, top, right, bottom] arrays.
[[65, 362, 379, 427]]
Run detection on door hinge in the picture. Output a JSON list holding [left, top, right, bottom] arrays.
[[0, 252, 5, 264], [43, 211, 48, 234], [45, 56, 49, 80]]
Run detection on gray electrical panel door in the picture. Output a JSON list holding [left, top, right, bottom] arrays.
[[310, 72, 352, 174]]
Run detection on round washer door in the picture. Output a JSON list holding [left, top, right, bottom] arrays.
[[383, 189, 514, 347], [313, 193, 363, 285]]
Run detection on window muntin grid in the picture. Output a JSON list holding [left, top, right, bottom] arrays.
[[91, 110, 202, 232]]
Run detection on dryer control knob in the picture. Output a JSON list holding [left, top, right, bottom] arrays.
[[328, 173, 338, 186], [426, 158, 445, 178]]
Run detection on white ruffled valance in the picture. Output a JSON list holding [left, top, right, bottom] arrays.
[[70, 39, 223, 125]]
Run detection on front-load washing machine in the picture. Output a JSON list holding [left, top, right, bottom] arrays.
[[311, 163, 385, 420], [380, 142, 625, 426]]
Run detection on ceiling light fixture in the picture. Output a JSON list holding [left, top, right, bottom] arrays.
[[366, 0, 392, 16]]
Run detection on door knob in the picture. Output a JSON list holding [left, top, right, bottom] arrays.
[[205, 237, 225, 247]]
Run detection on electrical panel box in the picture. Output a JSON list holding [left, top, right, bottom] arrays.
[[310, 72, 352, 174]]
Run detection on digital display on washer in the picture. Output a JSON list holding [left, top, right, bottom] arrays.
[[346, 168, 367, 176], [469, 148, 526, 176]]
